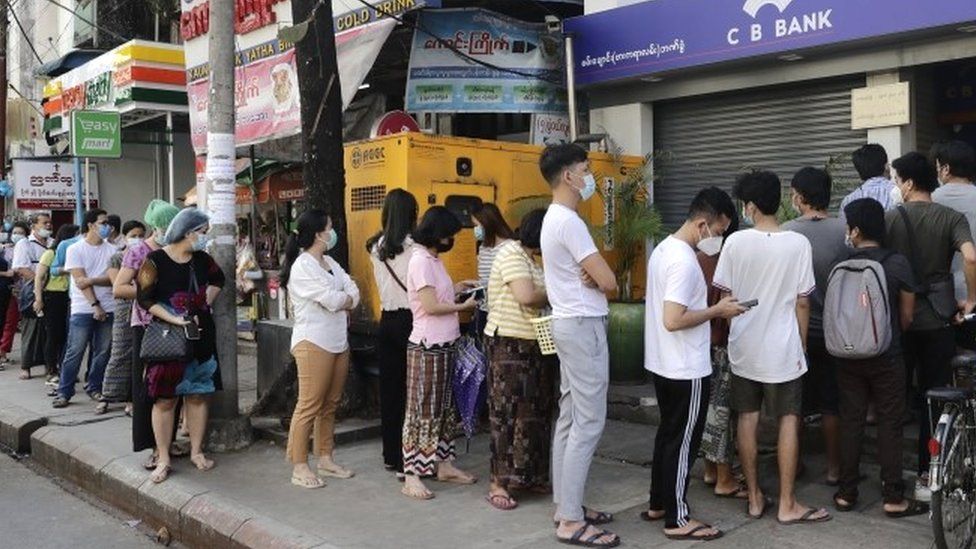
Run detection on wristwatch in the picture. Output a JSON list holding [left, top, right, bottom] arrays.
[[90, 300, 101, 308]]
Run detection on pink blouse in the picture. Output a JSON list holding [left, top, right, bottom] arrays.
[[407, 247, 460, 346]]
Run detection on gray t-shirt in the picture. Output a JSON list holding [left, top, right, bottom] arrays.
[[783, 216, 848, 337], [932, 182, 976, 301]]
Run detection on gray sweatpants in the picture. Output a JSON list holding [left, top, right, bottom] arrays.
[[551, 316, 609, 523]]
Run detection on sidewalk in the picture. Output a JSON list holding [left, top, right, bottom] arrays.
[[0, 363, 934, 548]]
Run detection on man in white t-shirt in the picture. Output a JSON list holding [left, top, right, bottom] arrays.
[[642, 187, 745, 542], [713, 170, 830, 525], [53, 209, 118, 409], [11, 212, 52, 379], [539, 144, 621, 547]]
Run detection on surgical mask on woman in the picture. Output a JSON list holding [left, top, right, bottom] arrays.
[[317, 229, 338, 251], [191, 234, 210, 252], [11, 233, 26, 244]]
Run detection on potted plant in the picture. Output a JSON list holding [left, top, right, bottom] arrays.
[[594, 154, 667, 384]]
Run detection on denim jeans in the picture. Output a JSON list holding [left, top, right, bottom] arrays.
[[57, 313, 114, 400]]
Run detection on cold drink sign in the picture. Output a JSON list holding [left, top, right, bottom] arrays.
[[563, 0, 976, 86]]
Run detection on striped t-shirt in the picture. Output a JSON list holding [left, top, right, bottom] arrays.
[[484, 240, 545, 340], [477, 240, 508, 312]]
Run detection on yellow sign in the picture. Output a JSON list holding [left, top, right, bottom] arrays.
[[851, 82, 911, 130]]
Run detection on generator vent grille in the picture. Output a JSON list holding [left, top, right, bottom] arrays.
[[351, 185, 387, 211]]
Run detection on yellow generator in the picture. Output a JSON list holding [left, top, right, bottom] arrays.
[[343, 133, 644, 323]]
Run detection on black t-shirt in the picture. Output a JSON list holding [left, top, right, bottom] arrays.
[[838, 247, 917, 356]]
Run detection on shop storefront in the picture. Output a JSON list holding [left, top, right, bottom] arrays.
[[566, 0, 976, 224]]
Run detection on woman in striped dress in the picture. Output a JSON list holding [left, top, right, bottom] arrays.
[[472, 203, 515, 329], [483, 210, 556, 511], [401, 206, 479, 500]]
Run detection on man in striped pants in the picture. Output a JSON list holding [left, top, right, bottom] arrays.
[[642, 188, 744, 541]]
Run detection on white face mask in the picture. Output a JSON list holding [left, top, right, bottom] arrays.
[[11, 234, 25, 244], [37, 228, 52, 239], [741, 205, 754, 226], [127, 237, 144, 249], [696, 224, 724, 256], [890, 185, 904, 206]]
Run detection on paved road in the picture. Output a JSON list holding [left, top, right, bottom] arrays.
[[0, 451, 165, 549]]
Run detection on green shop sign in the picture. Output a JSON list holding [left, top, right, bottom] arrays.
[[71, 110, 121, 158]]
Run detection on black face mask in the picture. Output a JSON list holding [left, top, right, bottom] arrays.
[[435, 237, 455, 253]]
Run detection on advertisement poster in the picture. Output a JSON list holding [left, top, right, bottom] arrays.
[[12, 159, 100, 210], [405, 8, 566, 113]]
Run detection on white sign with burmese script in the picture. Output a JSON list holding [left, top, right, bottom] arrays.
[[12, 158, 99, 210], [851, 82, 911, 130]]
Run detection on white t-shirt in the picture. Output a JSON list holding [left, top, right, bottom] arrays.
[[65, 239, 118, 315], [369, 236, 414, 312], [712, 229, 815, 384], [644, 236, 711, 380], [11, 234, 48, 272], [541, 203, 608, 318]]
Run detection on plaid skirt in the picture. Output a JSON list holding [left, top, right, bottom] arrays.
[[402, 342, 460, 476], [486, 335, 557, 488], [700, 346, 736, 464]]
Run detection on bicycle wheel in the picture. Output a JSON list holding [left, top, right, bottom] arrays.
[[933, 407, 976, 549]]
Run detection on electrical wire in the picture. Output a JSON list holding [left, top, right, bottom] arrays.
[[345, 0, 565, 86], [6, 83, 45, 114], [42, 0, 129, 43], [5, 0, 44, 64]]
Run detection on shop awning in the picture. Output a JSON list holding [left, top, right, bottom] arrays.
[[34, 49, 104, 78]]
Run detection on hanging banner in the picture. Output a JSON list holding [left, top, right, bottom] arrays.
[[337, 19, 398, 112], [332, 0, 440, 32], [405, 8, 566, 113], [11, 158, 100, 210]]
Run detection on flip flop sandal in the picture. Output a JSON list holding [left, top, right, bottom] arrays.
[[437, 473, 477, 485], [777, 508, 832, 525], [746, 497, 772, 519], [638, 510, 665, 522], [318, 466, 354, 479], [19, 371, 30, 380], [150, 465, 172, 484], [291, 475, 326, 489], [485, 493, 518, 511], [884, 499, 929, 518], [94, 402, 109, 415], [143, 455, 159, 471], [401, 485, 435, 500], [833, 493, 856, 512], [664, 524, 724, 541], [715, 482, 750, 499], [556, 525, 620, 548], [190, 455, 215, 471], [583, 507, 613, 525]]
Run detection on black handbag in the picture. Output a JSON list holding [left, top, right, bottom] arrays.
[[140, 262, 198, 362]]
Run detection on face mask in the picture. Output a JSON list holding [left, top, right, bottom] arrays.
[[891, 185, 904, 206], [191, 234, 210, 252], [435, 237, 455, 253], [127, 237, 144, 249], [11, 234, 25, 244], [98, 224, 112, 240], [844, 233, 855, 248], [2, 222, 10, 232], [473, 225, 485, 242], [37, 228, 52, 239], [577, 174, 597, 201], [317, 229, 338, 251], [696, 224, 723, 256]]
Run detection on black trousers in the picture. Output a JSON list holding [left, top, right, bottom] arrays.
[[837, 354, 906, 504], [903, 328, 955, 474], [649, 373, 710, 528], [42, 290, 70, 376], [377, 309, 412, 472]]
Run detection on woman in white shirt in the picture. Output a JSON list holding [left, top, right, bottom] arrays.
[[366, 189, 418, 478], [280, 209, 360, 489]]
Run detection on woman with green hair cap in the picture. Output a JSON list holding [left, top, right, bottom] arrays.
[[114, 199, 180, 468]]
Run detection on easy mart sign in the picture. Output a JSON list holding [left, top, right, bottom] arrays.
[[71, 111, 121, 158]]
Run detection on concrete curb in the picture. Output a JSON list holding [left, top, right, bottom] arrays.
[[24, 424, 331, 549], [0, 404, 47, 454]]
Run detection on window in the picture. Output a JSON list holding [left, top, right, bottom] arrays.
[[444, 195, 484, 228]]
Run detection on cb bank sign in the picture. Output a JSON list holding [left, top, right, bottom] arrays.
[[727, 0, 833, 46]]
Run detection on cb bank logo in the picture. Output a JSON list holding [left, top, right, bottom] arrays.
[[728, 0, 832, 46]]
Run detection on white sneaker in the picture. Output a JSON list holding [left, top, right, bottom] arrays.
[[914, 474, 932, 502]]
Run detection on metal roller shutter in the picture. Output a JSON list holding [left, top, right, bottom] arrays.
[[653, 76, 868, 227]]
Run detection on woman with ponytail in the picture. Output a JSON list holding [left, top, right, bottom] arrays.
[[281, 209, 360, 489]]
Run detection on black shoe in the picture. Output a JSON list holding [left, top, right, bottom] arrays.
[[52, 397, 69, 408]]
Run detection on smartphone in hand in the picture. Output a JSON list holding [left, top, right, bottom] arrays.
[[184, 320, 201, 341]]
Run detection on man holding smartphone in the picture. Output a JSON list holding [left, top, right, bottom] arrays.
[[52, 209, 118, 409], [642, 187, 745, 542]]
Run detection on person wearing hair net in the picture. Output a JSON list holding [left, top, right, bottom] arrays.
[[136, 208, 226, 483]]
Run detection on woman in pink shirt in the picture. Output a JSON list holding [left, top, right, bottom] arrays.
[[402, 206, 479, 500]]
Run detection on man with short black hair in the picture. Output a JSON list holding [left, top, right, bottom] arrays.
[[53, 209, 117, 409], [11, 212, 52, 379], [840, 144, 895, 218], [714, 170, 830, 525], [539, 143, 621, 548], [931, 140, 976, 302], [783, 167, 848, 485], [885, 151, 976, 500], [641, 187, 745, 542]]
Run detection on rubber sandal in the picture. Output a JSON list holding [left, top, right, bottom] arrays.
[[51, 397, 69, 409], [401, 484, 435, 500], [485, 493, 518, 511], [777, 508, 832, 525], [150, 465, 172, 484], [638, 510, 665, 522], [436, 472, 477, 485], [317, 465, 354, 479], [746, 496, 772, 519], [664, 524, 724, 541], [94, 402, 109, 415], [190, 454, 215, 471], [884, 499, 929, 518], [556, 525, 620, 548], [715, 482, 750, 499], [833, 493, 856, 512], [291, 475, 326, 489], [583, 506, 613, 525], [143, 454, 159, 471], [19, 371, 30, 380]]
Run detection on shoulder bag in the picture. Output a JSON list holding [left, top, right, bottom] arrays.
[[140, 263, 198, 362]]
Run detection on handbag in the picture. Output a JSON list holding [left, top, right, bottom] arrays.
[[897, 206, 958, 323], [140, 262, 199, 362]]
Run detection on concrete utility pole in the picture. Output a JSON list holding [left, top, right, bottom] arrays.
[[291, 0, 348, 268], [1, 0, 8, 187], [203, 0, 251, 450]]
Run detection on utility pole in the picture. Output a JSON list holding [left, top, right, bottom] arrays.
[[291, 0, 348, 268], [203, 0, 251, 450], [1, 0, 8, 190]]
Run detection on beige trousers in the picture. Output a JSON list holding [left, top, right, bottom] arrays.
[[286, 341, 350, 464]]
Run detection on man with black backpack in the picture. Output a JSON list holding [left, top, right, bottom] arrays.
[[826, 198, 927, 518], [884, 151, 976, 501]]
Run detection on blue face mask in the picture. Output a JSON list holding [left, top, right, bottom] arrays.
[[473, 225, 485, 242], [324, 229, 339, 251], [98, 224, 112, 240], [191, 234, 209, 251], [2, 222, 11, 232]]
